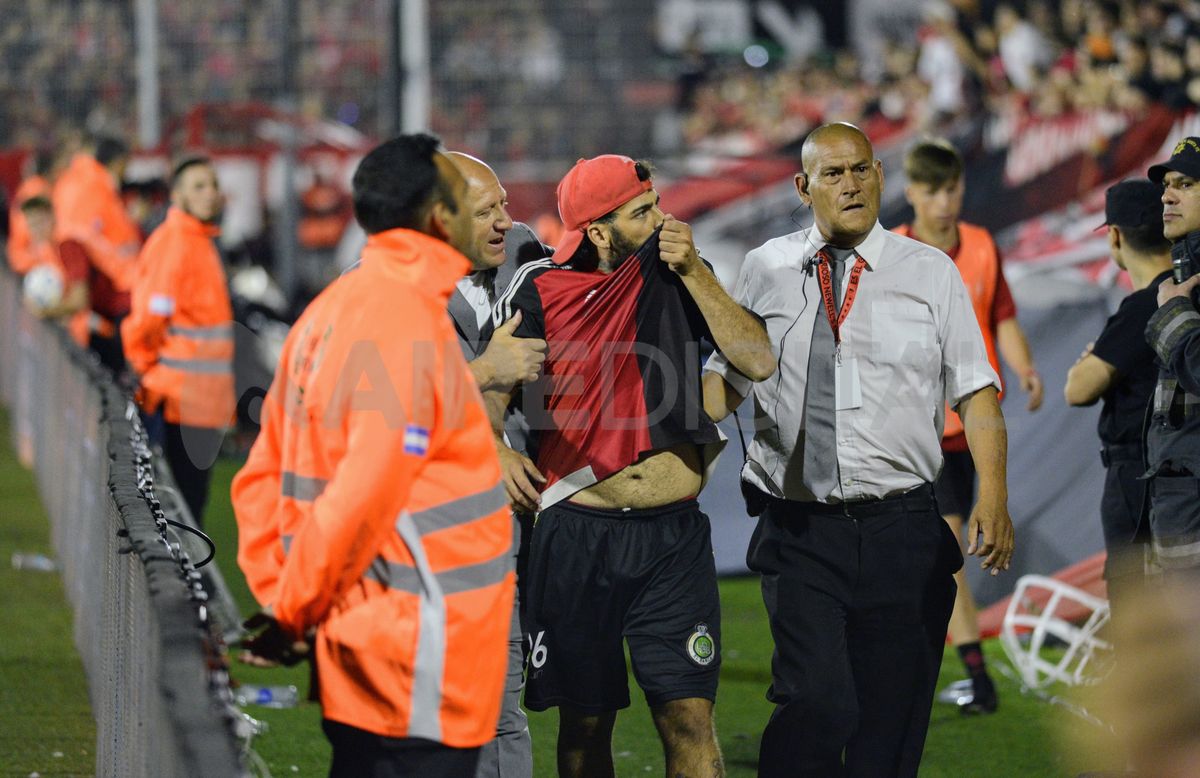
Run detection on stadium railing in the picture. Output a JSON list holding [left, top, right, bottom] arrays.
[[0, 265, 246, 777]]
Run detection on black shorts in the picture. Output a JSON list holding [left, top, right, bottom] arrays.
[[934, 450, 976, 518], [523, 499, 721, 713]]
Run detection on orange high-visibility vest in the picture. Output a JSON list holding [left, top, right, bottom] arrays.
[[7, 175, 51, 274], [121, 207, 235, 428], [893, 222, 1002, 438], [231, 228, 513, 747], [52, 153, 140, 292]]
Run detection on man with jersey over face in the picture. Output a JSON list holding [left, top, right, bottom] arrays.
[[482, 154, 774, 778]]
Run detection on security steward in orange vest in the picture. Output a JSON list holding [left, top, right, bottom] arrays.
[[53, 136, 140, 371], [122, 157, 234, 526], [895, 138, 1042, 715], [231, 134, 515, 778]]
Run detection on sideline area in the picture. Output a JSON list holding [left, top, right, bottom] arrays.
[[201, 459, 1080, 777], [0, 410, 94, 776], [0, 422, 1107, 776]]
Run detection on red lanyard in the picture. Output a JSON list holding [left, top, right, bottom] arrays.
[[816, 251, 866, 346]]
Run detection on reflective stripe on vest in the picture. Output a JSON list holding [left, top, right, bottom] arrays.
[[159, 356, 233, 375], [1154, 536, 1200, 560], [168, 323, 234, 340], [395, 508, 445, 742], [280, 477, 501, 515], [361, 485, 513, 741], [412, 482, 507, 536], [279, 479, 503, 567], [281, 472, 329, 502], [364, 547, 512, 596]]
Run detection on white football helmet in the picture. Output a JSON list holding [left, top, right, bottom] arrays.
[[1000, 574, 1113, 689]]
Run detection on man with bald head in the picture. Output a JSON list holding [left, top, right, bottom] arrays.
[[703, 122, 1013, 776], [446, 151, 550, 778]]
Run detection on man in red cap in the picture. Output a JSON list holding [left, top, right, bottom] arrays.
[[483, 155, 774, 777]]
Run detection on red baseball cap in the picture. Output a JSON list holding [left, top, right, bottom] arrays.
[[551, 155, 654, 263]]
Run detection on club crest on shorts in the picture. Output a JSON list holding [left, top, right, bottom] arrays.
[[686, 623, 716, 666]]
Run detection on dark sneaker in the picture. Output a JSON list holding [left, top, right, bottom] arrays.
[[958, 673, 998, 715], [936, 678, 974, 705]]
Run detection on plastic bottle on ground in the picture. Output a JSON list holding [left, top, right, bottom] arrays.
[[233, 684, 300, 709], [11, 552, 57, 572]]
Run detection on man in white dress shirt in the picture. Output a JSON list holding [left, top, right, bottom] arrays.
[[702, 122, 1014, 778]]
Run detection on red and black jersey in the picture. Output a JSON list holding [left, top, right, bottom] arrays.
[[484, 230, 724, 507]]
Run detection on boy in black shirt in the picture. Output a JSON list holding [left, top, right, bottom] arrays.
[[1065, 179, 1172, 615]]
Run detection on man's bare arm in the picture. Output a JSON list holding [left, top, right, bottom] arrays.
[[1064, 342, 1118, 407], [483, 388, 544, 512], [702, 371, 747, 423], [659, 216, 775, 381], [957, 385, 1014, 575], [996, 317, 1043, 410]]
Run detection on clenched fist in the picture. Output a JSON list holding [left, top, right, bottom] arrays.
[[659, 216, 704, 276]]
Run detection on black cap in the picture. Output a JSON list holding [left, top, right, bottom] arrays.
[[1148, 136, 1200, 184], [1097, 178, 1164, 231]]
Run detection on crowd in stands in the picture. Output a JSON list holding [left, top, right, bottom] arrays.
[[0, 0, 386, 147], [4, 1, 1199, 175], [428, 0, 665, 165], [682, 0, 1200, 156], [0, 0, 658, 167]]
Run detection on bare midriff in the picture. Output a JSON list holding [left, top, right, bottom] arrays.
[[567, 442, 703, 509]]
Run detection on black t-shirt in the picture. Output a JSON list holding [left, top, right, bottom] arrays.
[[1092, 271, 1172, 447]]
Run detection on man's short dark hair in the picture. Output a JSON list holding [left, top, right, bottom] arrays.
[[352, 133, 456, 235], [904, 139, 963, 188], [19, 195, 52, 214], [171, 155, 212, 189], [1120, 222, 1172, 254], [94, 136, 130, 167]]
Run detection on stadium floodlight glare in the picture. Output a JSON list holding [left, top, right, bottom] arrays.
[[999, 574, 1113, 690]]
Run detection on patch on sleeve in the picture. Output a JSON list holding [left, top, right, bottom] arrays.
[[149, 294, 176, 316], [403, 424, 430, 456]]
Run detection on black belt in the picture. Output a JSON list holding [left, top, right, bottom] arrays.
[[784, 483, 936, 519], [1100, 443, 1142, 467]]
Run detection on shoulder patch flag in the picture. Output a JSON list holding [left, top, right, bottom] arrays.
[[403, 424, 430, 456], [149, 294, 176, 316]]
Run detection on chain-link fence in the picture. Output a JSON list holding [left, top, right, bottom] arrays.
[[0, 264, 246, 777]]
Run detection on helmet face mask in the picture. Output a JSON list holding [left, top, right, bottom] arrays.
[[1000, 574, 1114, 690]]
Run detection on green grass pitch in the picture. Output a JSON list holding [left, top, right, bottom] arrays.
[[1, 430, 1121, 777]]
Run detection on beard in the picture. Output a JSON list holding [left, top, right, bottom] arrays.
[[609, 227, 644, 262]]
